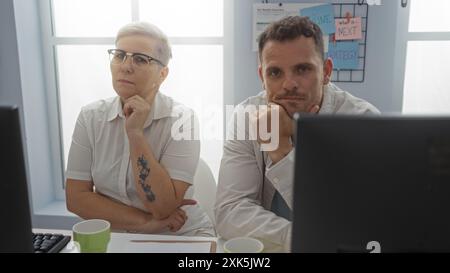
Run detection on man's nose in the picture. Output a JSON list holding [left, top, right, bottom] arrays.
[[282, 74, 298, 91]]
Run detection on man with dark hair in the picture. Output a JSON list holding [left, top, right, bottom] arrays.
[[258, 16, 325, 63], [215, 16, 379, 252]]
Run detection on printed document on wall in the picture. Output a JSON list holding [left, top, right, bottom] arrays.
[[253, 3, 328, 52]]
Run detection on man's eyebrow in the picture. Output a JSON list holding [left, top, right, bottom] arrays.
[[294, 63, 314, 69], [265, 62, 315, 69], [265, 65, 280, 71]]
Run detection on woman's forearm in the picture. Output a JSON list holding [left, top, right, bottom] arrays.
[[67, 190, 159, 232], [128, 132, 180, 219]]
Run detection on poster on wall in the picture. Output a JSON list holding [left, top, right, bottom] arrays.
[[252, 3, 327, 52]]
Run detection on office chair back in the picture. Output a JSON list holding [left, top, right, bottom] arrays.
[[193, 158, 217, 225]]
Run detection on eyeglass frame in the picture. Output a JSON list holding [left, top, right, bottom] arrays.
[[107, 49, 165, 68]]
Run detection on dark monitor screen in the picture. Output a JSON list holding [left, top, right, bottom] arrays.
[[0, 106, 33, 253], [292, 115, 450, 253]]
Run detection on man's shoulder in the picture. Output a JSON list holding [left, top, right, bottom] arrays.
[[237, 91, 267, 107], [329, 84, 380, 114], [224, 92, 264, 150]]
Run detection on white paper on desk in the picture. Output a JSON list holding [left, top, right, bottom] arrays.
[[122, 242, 212, 253]]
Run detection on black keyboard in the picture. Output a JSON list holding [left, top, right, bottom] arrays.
[[32, 233, 71, 253]]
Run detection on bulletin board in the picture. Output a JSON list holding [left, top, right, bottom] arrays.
[[331, 3, 369, 83], [254, 2, 369, 83]]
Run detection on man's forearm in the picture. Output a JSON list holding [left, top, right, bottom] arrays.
[[216, 200, 292, 252]]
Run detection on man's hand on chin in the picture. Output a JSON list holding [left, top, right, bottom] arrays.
[[263, 102, 320, 164]]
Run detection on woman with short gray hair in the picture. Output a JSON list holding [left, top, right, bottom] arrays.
[[65, 21, 214, 237]]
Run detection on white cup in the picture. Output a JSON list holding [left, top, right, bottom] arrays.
[[223, 237, 264, 253]]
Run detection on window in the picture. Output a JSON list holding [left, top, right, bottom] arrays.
[[41, 0, 224, 199], [402, 0, 450, 114]]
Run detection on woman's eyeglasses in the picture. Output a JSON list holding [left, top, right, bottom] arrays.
[[108, 49, 165, 68]]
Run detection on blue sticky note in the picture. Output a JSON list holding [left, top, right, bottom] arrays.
[[327, 41, 359, 70], [301, 4, 336, 34]]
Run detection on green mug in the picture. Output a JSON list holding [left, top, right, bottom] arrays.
[[72, 219, 111, 253]]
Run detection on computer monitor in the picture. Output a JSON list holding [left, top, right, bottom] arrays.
[[0, 106, 33, 253], [291, 115, 450, 253]]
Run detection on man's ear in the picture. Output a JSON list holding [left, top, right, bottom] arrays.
[[323, 58, 333, 84], [258, 65, 266, 89], [258, 65, 263, 81]]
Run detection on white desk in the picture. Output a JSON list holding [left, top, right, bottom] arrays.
[[34, 229, 224, 253]]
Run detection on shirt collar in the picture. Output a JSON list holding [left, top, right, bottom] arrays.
[[107, 96, 124, 122], [318, 83, 337, 114], [107, 92, 173, 128]]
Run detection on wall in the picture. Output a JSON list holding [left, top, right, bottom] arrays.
[[0, 0, 32, 214], [1, 0, 80, 228], [231, 0, 404, 113], [0, 1, 24, 110]]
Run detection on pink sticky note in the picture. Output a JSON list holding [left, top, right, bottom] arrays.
[[335, 17, 362, 40]]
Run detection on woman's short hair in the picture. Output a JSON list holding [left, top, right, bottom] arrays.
[[116, 21, 172, 66]]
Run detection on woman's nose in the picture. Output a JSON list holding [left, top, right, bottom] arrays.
[[119, 55, 134, 72]]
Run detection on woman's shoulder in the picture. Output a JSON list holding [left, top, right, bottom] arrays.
[[80, 97, 117, 113], [74, 97, 120, 130], [79, 97, 119, 119], [157, 92, 197, 120]]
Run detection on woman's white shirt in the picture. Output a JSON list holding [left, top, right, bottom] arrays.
[[66, 92, 215, 237]]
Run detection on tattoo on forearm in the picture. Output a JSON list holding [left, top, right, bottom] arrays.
[[137, 155, 155, 202]]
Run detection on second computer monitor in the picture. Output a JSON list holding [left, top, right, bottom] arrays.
[[292, 115, 450, 253]]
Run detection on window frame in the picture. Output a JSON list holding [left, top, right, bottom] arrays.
[[399, 0, 450, 113], [39, 0, 230, 200]]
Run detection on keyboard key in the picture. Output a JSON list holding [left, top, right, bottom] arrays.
[[39, 245, 50, 252], [32, 232, 71, 253]]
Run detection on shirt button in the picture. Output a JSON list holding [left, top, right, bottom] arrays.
[[273, 177, 280, 184]]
